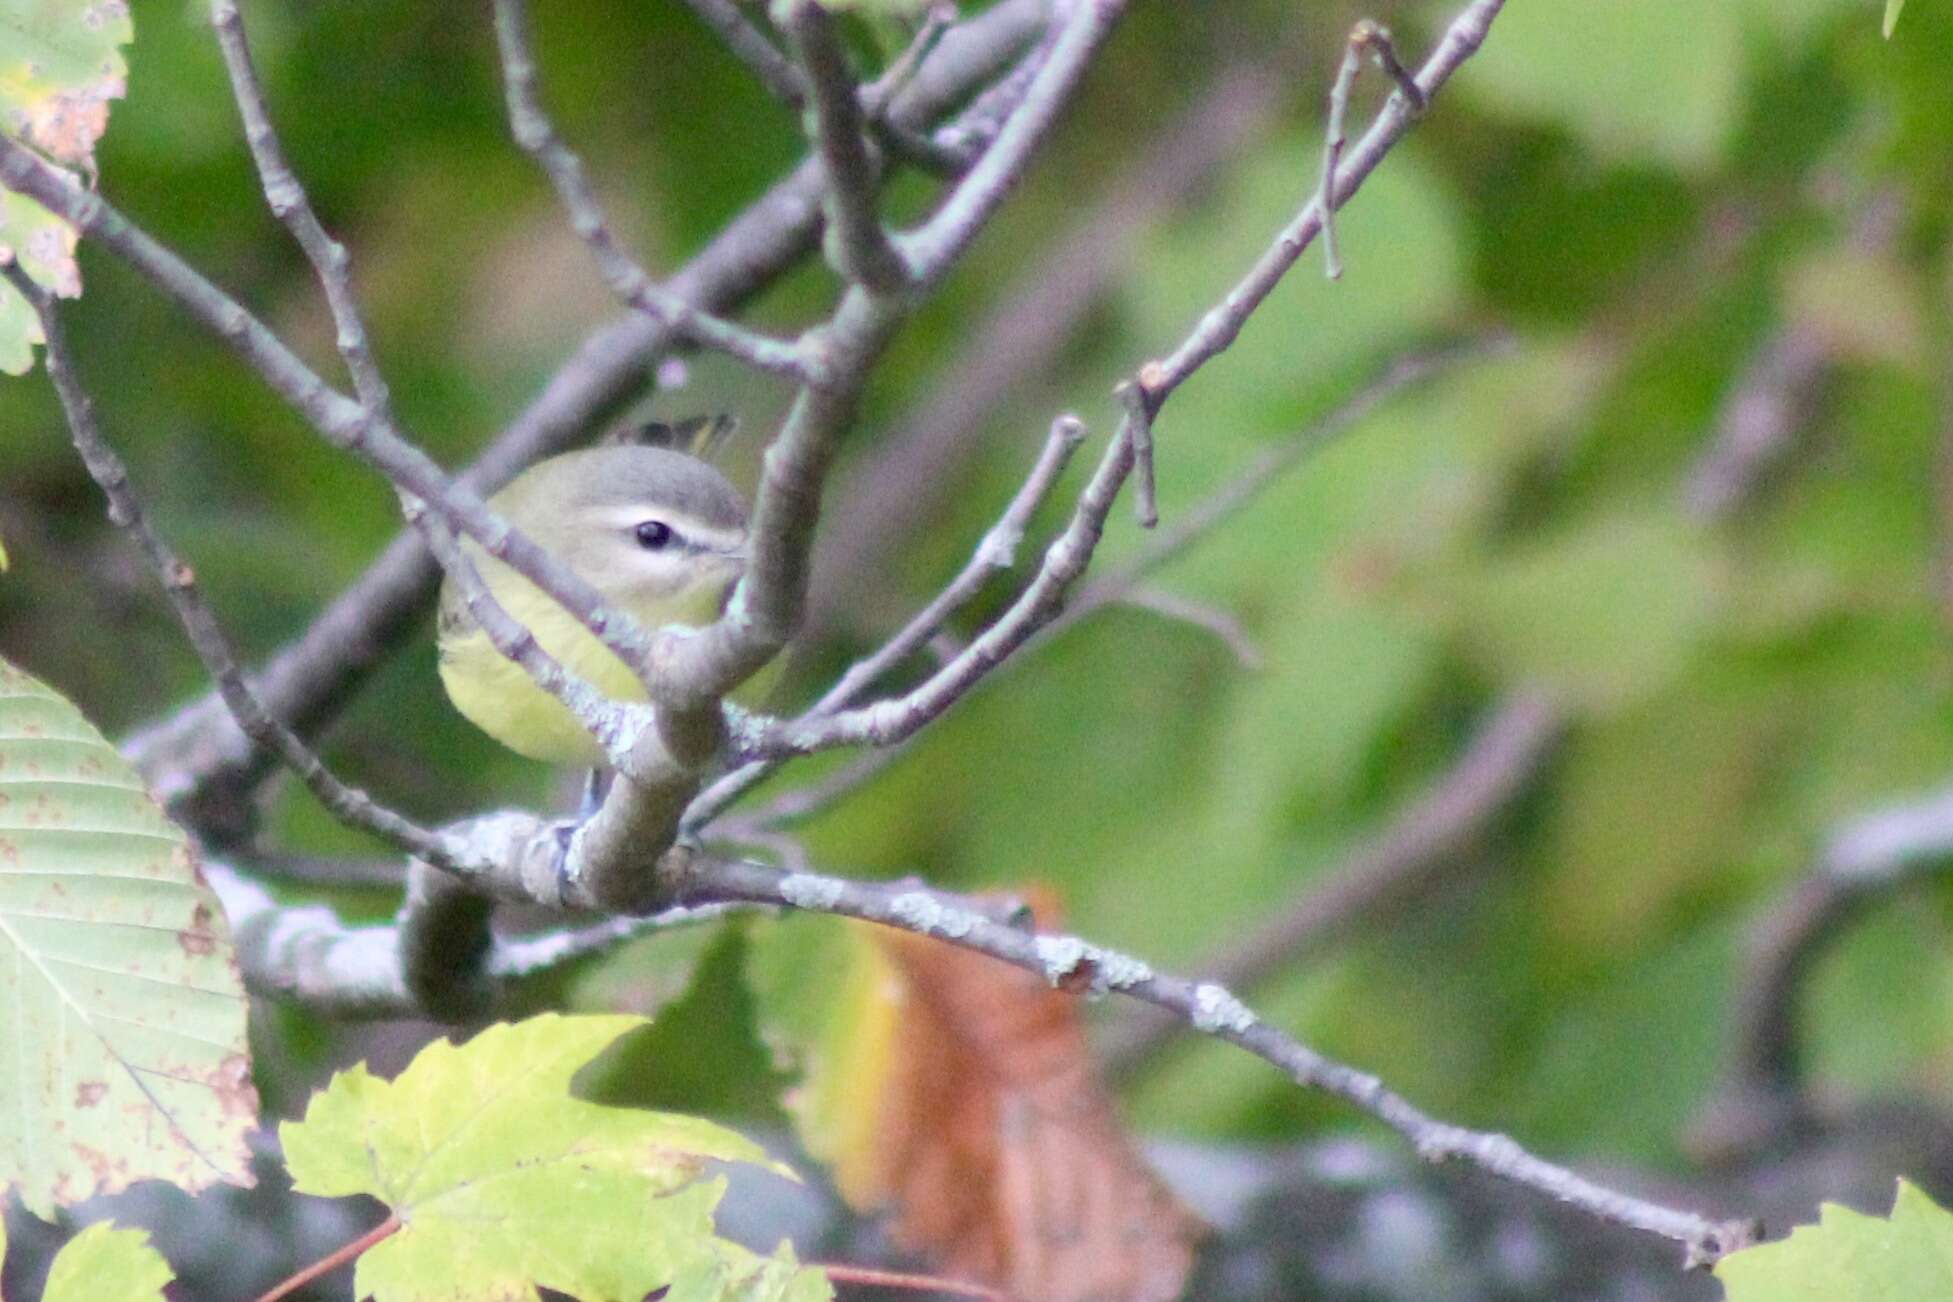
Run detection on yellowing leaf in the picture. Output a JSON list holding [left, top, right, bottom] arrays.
[[280, 1013, 829, 1302], [0, 0, 132, 164], [0, 656, 255, 1219], [1716, 1179, 1953, 1299], [0, 0, 133, 372], [42, 1222, 174, 1302], [665, 1240, 836, 1302]]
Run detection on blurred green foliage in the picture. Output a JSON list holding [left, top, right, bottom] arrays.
[[3, 0, 1952, 1195]]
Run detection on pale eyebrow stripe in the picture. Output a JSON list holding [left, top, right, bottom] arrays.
[[583, 506, 746, 553]]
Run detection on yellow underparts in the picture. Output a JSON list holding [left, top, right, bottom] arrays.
[[439, 576, 736, 768]]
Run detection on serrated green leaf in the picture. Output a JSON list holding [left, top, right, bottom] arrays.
[[281, 1013, 822, 1302], [1885, 0, 1906, 36], [0, 657, 255, 1219], [0, 0, 134, 370], [42, 1221, 174, 1302], [1716, 1179, 1953, 1299]]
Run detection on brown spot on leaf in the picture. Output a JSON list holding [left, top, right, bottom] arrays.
[[74, 1080, 108, 1108], [209, 1054, 261, 1127], [178, 928, 216, 957]]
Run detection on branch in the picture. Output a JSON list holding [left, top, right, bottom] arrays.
[[1681, 326, 1831, 522], [1153, 0, 1501, 396], [782, 0, 911, 294], [687, 856, 1759, 1269], [1683, 193, 1898, 521], [206, 857, 746, 1019], [209, 0, 390, 411], [808, 58, 1288, 636], [900, 0, 1124, 284], [1114, 586, 1264, 669], [489, 0, 812, 383], [728, 338, 1501, 830], [655, 0, 1126, 730], [0, 133, 664, 700], [735, 5, 1504, 765], [4, 262, 474, 874], [1316, 20, 1424, 281], [687, 413, 1087, 827], [747, 343, 1504, 765], [676, 0, 806, 112], [1694, 783, 1953, 1157], [118, 0, 1050, 809]]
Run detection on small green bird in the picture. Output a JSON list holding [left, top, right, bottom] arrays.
[[437, 437, 751, 767]]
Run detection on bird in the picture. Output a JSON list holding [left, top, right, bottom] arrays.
[[436, 427, 752, 768]]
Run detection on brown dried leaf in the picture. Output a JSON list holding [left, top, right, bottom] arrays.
[[846, 901, 1205, 1302]]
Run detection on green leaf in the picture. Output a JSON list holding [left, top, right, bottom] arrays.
[[0, 0, 134, 371], [1467, 0, 1851, 168], [42, 1222, 174, 1302], [1437, 507, 1719, 710], [1885, 0, 1906, 36], [0, 657, 255, 1219], [1716, 1179, 1953, 1299], [280, 1012, 830, 1302]]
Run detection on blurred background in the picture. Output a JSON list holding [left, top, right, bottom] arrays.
[[3, 0, 1952, 1296]]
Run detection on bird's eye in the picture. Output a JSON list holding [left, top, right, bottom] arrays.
[[634, 520, 675, 550]]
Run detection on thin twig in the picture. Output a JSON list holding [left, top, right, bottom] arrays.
[[4, 263, 474, 875], [809, 57, 1289, 638], [746, 344, 1506, 763], [1118, 376, 1158, 527], [735, 338, 1500, 829], [1318, 22, 1424, 282], [211, 0, 508, 1008], [490, 0, 811, 383], [677, 0, 806, 111], [738, 7, 1503, 763], [782, 0, 911, 294], [120, 0, 1050, 808], [1159, 0, 1498, 394], [901, 0, 1124, 284], [687, 413, 1086, 827], [864, 4, 961, 116], [209, 0, 390, 411], [1695, 783, 1953, 1157], [690, 856, 1760, 1269], [1116, 586, 1263, 669]]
